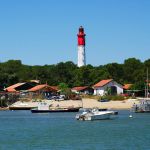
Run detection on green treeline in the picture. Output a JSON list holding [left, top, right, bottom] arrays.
[[0, 58, 150, 90]]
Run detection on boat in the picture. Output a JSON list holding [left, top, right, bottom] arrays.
[[132, 68, 150, 113], [75, 108, 117, 121], [132, 98, 150, 113], [9, 102, 36, 110], [31, 102, 80, 113]]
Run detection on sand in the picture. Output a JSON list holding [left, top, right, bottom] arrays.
[[47, 98, 139, 110], [82, 98, 139, 110]]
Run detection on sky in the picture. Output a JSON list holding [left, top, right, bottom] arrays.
[[0, 0, 150, 66]]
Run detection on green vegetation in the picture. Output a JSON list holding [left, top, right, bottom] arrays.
[[58, 82, 71, 99], [100, 95, 126, 101], [0, 58, 150, 91]]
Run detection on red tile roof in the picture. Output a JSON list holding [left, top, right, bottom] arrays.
[[28, 84, 57, 92], [5, 83, 25, 92], [93, 79, 113, 88], [72, 86, 88, 91], [123, 84, 133, 90], [49, 86, 59, 91]]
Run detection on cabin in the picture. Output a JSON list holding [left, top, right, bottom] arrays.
[[123, 84, 145, 97], [123, 84, 133, 96], [71, 86, 94, 95], [28, 84, 58, 99], [93, 79, 123, 96], [123, 84, 133, 91]]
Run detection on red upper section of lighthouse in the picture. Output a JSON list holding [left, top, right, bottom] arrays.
[[77, 26, 86, 46]]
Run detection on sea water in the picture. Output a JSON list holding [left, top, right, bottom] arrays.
[[0, 110, 150, 150]]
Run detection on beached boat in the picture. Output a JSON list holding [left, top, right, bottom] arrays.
[[31, 102, 80, 113], [75, 108, 117, 121], [9, 103, 36, 110]]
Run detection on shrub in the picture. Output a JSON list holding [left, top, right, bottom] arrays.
[[100, 95, 125, 101]]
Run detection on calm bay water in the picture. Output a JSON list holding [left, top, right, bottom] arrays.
[[0, 110, 150, 150]]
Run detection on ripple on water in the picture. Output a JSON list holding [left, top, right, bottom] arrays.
[[0, 110, 150, 150]]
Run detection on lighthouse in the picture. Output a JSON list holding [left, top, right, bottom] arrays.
[[77, 26, 86, 67]]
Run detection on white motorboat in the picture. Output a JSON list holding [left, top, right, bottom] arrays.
[[76, 108, 117, 121]]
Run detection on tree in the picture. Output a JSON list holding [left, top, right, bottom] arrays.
[[105, 63, 124, 83], [58, 83, 71, 99], [123, 58, 143, 83]]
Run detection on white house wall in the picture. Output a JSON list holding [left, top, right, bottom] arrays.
[[94, 81, 123, 96], [71, 89, 89, 94]]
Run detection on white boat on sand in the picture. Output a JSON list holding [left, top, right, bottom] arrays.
[[76, 108, 117, 121]]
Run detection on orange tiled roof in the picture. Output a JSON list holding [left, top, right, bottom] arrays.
[[72, 86, 88, 91], [49, 86, 59, 91], [93, 79, 113, 88], [5, 83, 25, 92], [123, 84, 133, 90], [28, 84, 57, 92]]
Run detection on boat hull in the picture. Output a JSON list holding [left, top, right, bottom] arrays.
[[9, 106, 35, 110], [31, 108, 80, 113], [134, 110, 150, 113], [76, 111, 115, 121], [90, 113, 111, 120]]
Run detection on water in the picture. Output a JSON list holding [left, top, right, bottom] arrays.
[[0, 110, 150, 150]]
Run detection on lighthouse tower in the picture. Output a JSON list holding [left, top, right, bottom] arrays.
[[77, 26, 86, 67]]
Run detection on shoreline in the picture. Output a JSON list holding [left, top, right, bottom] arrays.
[[1, 98, 139, 111]]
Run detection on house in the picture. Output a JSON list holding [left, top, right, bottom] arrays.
[[28, 84, 58, 99], [122, 84, 133, 96], [71, 86, 94, 95], [123, 84, 144, 97], [123, 84, 133, 90], [93, 79, 123, 96]]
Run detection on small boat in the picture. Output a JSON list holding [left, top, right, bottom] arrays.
[[9, 103, 36, 110], [31, 102, 80, 113], [132, 68, 150, 113], [75, 108, 117, 121], [132, 98, 150, 113]]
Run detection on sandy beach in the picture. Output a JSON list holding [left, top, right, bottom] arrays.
[[82, 98, 139, 110], [9, 98, 139, 110], [48, 98, 139, 110]]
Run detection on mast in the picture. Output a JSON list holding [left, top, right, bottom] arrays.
[[146, 68, 149, 98]]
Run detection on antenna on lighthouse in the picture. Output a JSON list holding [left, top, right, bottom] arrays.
[[77, 26, 86, 67]]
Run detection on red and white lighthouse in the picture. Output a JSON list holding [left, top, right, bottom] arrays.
[[77, 26, 86, 67]]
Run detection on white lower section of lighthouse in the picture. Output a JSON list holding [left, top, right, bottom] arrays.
[[78, 45, 86, 67]]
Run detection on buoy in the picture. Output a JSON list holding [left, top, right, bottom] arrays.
[[129, 115, 133, 118]]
